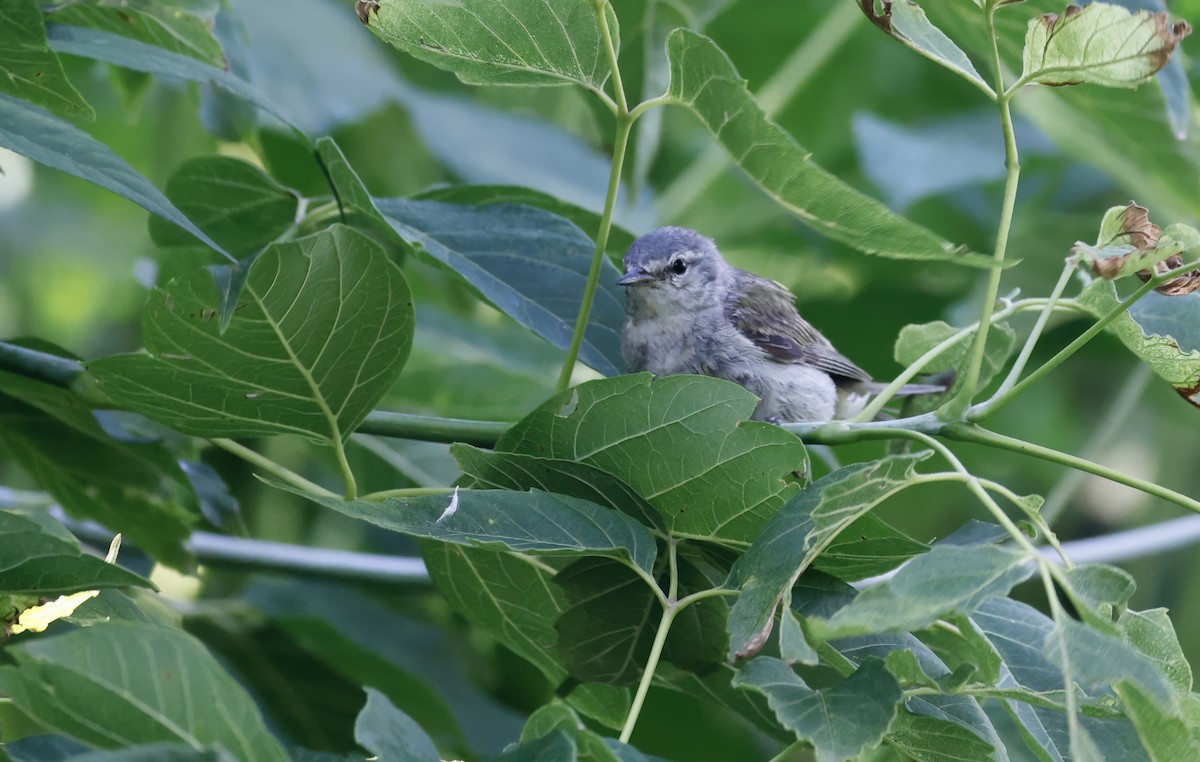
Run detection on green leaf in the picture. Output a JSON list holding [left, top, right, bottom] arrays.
[[663, 29, 989, 266], [1058, 564, 1136, 628], [354, 688, 440, 762], [288, 487, 657, 574], [727, 452, 931, 661], [416, 184, 636, 256], [375, 198, 625, 377], [0, 511, 149, 596], [806, 544, 1033, 643], [498, 374, 808, 543], [1021, 3, 1190, 88], [520, 701, 665, 762], [732, 657, 902, 762], [149, 156, 300, 256], [814, 513, 929, 582], [778, 604, 818, 666], [0, 622, 288, 760], [423, 542, 568, 682], [883, 711, 999, 762], [0, 93, 230, 259], [359, 0, 618, 92], [1120, 608, 1192, 696], [46, 24, 301, 135], [867, 0, 992, 95], [452, 444, 664, 531], [492, 731, 577, 762], [89, 226, 414, 444], [1115, 681, 1200, 761], [554, 558, 657, 686], [0, 0, 92, 118], [894, 319, 1017, 405], [0, 395, 197, 568], [1076, 280, 1200, 405], [51, 3, 225, 65], [315, 137, 395, 238]]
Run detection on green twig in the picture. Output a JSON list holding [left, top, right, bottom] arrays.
[[944, 424, 1200, 516], [211, 438, 340, 500], [977, 260, 1198, 418], [620, 537, 680, 743], [979, 259, 1076, 413], [940, 7, 1020, 420], [359, 486, 453, 502], [357, 411, 509, 447], [556, 1, 632, 391]]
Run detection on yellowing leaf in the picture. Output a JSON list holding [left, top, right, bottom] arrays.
[[1022, 3, 1191, 88]]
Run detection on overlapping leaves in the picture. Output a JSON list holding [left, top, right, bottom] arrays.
[[89, 226, 414, 444]]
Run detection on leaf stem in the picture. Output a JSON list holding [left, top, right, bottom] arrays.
[[980, 259, 1075, 411], [944, 424, 1200, 515], [620, 602, 675, 743], [975, 260, 1198, 419], [333, 439, 358, 500], [852, 297, 1079, 422], [940, 8, 1020, 420], [358, 486, 453, 501], [210, 438, 340, 500], [556, 1, 632, 391]]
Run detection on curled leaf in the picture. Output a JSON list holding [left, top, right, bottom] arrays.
[[857, 0, 992, 95], [1077, 202, 1200, 294], [1022, 3, 1191, 88]]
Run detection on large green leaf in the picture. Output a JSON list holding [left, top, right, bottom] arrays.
[[149, 157, 300, 256], [0, 395, 197, 568], [88, 226, 414, 444], [0, 93, 229, 259], [805, 544, 1033, 643], [0, 0, 92, 118], [375, 198, 625, 377], [452, 444, 664, 531], [662, 29, 989, 266], [422, 542, 567, 683], [497, 374, 808, 543], [286, 487, 657, 574], [553, 558, 657, 686], [727, 453, 932, 660], [733, 657, 902, 762], [358, 0, 618, 92], [51, 3, 225, 65], [1077, 281, 1200, 406], [1021, 3, 1190, 88], [354, 688, 440, 762], [0, 511, 149, 596], [0, 622, 288, 760]]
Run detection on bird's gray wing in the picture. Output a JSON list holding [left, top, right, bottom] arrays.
[[726, 269, 872, 384]]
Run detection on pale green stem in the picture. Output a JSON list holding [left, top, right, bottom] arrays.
[[852, 297, 1077, 423], [620, 538, 680, 743], [978, 260, 1199, 418], [211, 438, 340, 500], [333, 440, 358, 500], [1040, 562, 1083, 739], [556, 1, 631, 391], [945, 424, 1200, 516], [940, 8, 1020, 420], [979, 477, 1072, 566], [1038, 365, 1152, 525], [359, 486, 453, 502], [655, 1, 861, 220], [979, 260, 1076, 412]]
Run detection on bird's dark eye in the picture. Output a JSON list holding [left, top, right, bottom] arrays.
[[670, 258, 688, 275]]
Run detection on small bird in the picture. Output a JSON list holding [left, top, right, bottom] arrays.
[[619, 227, 944, 423]]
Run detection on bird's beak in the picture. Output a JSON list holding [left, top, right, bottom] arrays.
[[618, 269, 656, 287]]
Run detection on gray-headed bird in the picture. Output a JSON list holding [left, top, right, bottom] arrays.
[[619, 226, 944, 423]]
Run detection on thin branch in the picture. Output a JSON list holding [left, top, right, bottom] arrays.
[[211, 438, 340, 500]]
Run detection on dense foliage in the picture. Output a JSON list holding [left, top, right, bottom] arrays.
[[2, 0, 1200, 760]]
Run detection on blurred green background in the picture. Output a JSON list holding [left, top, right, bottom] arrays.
[[2, 0, 1199, 757]]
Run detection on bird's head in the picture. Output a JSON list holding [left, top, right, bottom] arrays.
[[618, 227, 730, 312]]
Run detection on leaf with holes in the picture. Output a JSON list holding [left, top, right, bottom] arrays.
[[357, 0, 618, 93], [88, 225, 413, 444], [497, 374, 808, 544]]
